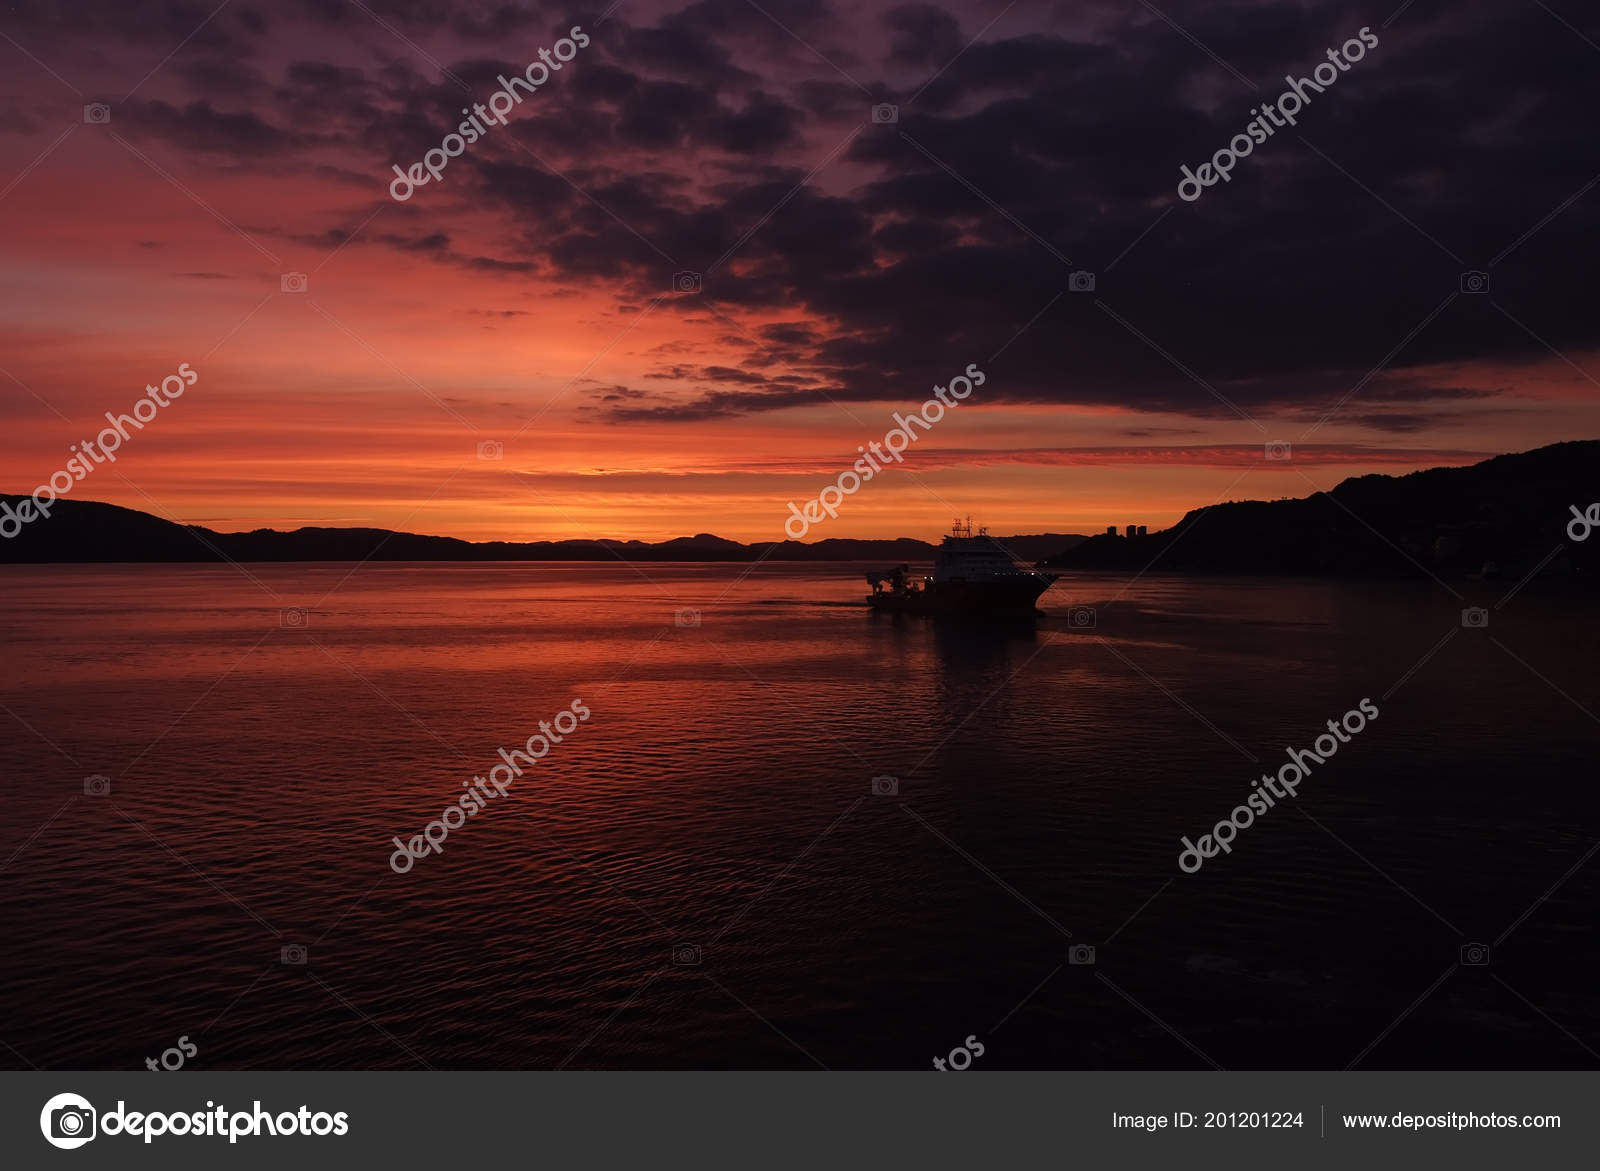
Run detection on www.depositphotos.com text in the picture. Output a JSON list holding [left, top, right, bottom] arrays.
[[388, 698, 591, 872]]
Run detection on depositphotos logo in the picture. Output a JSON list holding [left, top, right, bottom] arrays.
[[39, 1092, 349, 1146], [41, 1093, 96, 1149]]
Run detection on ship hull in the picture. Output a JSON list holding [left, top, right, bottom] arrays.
[[866, 575, 1057, 616]]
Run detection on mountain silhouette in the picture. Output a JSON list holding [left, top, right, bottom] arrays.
[[1043, 440, 1599, 577], [8, 441, 1593, 574], [0, 496, 1082, 564]]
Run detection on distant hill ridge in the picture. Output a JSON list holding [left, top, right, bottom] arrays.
[[1044, 440, 1599, 576], [5, 441, 1594, 572], [0, 498, 1084, 564]]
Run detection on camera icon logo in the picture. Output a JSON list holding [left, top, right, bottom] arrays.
[[1265, 441, 1292, 461], [1068, 944, 1096, 965], [280, 944, 308, 965], [1460, 270, 1489, 295], [673, 944, 702, 966], [674, 608, 701, 628], [280, 607, 309, 628], [1068, 270, 1096, 293], [1461, 607, 1489, 629], [83, 774, 111, 797], [280, 272, 308, 294], [870, 774, 899, 796], [672, 270, 702, 294], [83, 103, 111, 125], [1460, 942, 1490, 966], [476, 439, 504, 461], [871, 103, 899, 124], [1067, 605, 1096, 629], [40, 1092, 97, 1149]]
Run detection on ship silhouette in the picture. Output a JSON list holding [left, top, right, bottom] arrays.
[[865, 519, 1059, 616]]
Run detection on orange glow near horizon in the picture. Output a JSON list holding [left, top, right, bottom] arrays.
[[2, 90, 1595, 544]]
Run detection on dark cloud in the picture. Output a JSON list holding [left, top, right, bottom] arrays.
[[616, 79, 719, 148], [873, 217, 959, 254], [883, 4, 965, 68], [0, 97, 42, 135], [378, 230, 452, 253], [760, 322, 820, 345], [608, 382, 847, 421], [591, 0, 1600, 421], [121, 98, 301, 154], [1346, 412, 1436, 434], [708, 92, 801, 153], [450, 3, 551, 40], [8, 0, 1594, 433], [2, 0, 264, 50], [172, 58, 271, 99], [701, 365, 769, 383], [618, 19, 755, 88]]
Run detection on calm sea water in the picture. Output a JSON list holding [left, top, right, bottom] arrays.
[[2, 562, 1597, 1070]]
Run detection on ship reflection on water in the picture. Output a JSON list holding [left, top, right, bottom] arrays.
[[868, 600, 1048, 741]]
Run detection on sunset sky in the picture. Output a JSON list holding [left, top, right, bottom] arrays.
[[2, 0, 1597, 541]]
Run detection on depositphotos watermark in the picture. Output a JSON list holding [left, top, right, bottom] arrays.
[[389, 26, 590, 201], [783, 363, 986, 538], [389, 698, 591, 872], [1177, 27, 1379, 202], [1, 363, 198, 539], [1567, 503, 1598, 542], [40, 1093, 348, 1148], [144, 1034, 197, 1071], [932, 1034, 985, 1071], [1178, 698, 1379, 873]]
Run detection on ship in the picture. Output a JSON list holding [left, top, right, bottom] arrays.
[[865, 520, 1059, 616]]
